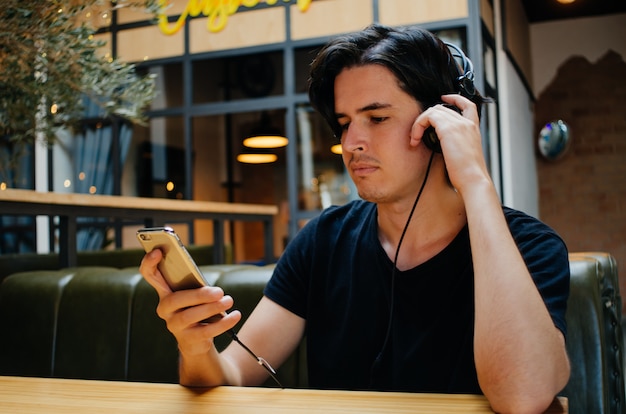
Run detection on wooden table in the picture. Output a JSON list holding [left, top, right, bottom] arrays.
[[0, 188, 278, 266], [0, 376, 567, 413]]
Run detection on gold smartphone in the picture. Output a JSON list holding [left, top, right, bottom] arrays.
[[136, 227, 209, 291]]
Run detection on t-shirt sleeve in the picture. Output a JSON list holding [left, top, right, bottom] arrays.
[[263, 215, 319, 319], [505, 208, 570, 336]]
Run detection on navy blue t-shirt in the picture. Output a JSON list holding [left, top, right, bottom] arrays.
[[264, 200, 569, 394]]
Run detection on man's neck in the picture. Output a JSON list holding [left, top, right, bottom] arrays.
[[377, 186, 466, 271]]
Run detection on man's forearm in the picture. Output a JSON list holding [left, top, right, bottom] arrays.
[[464, 181, 570, 412]]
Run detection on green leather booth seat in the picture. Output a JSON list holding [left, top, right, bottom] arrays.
[[0, 244, 228, 284], [0, 264, 307, 388], [562, 252, 624, 414], [0, 252, 623, 411]]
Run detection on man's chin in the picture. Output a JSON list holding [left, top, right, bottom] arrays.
[[356, 189, 383, 203]]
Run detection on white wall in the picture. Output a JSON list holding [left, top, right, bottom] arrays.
[[493, 0, 538, 217], [530, 13, 626, 97], [497, 59, 537, 215]]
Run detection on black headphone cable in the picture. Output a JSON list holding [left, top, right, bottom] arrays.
[[369, 150, 436, 388]]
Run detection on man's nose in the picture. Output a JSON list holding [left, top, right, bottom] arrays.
[[342, 124, 367, 153]]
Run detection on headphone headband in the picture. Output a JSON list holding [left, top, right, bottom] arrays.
[[444, 42, 476, 97]]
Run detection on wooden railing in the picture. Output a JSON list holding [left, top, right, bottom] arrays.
[[0, 188, 278, 267]]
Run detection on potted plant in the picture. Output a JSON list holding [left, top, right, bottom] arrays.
[[0, 0, 162, 176]]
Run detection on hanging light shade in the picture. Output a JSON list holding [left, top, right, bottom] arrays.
[[243, 111, 288, 148], [237, 145, 278, 164], [243, 135, 288, 148], [237, 152, 278, 164]]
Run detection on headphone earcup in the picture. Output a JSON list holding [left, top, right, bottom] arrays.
[[422, 126, 442, 153], [458, 74, 476, 98]]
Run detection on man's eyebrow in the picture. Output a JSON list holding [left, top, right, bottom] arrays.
[[335, 102, 392, 118]]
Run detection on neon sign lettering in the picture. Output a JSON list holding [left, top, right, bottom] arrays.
[[157, 0, 313, 35]]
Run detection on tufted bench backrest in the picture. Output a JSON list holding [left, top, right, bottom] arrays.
[[0, 264, 306, 387], [561, 252, 624, 414]]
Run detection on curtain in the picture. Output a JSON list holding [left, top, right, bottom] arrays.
[[74, 97, 132, 251]]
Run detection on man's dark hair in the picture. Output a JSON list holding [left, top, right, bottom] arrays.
[[308, 24, 490, 138]]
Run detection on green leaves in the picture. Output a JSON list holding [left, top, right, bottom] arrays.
[[0, 0, 161, 145]]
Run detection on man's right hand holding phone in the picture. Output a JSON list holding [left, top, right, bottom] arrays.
[[139, 249, 243, 358]]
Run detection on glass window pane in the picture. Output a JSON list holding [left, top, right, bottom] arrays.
[[126, 116, 186, 199], [0, 139, 33, 190], [295, 46, 320, 94], [139, 63, 184, 110], [433, 28, 467, 52], [0, 139, 35, 253], [191, 114, 228, 203], [483, 41, 496, 91], [191, 58, 225, 104], [296, 105, 354, 212], [200, 109, 288, 262], [234, 110, 288, 262], [192, 51, 284, 104]]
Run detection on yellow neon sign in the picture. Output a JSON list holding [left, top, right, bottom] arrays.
[[157, 0, 313, 35]]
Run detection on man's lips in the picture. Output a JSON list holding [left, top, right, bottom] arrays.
[[350, 163, 378, 176]]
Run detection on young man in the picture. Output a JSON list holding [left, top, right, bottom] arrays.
[[140, 24, 570, 413]]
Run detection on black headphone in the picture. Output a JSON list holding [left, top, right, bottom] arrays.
[[445, 42, 476, 98], [422, 42, 476, 153]]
